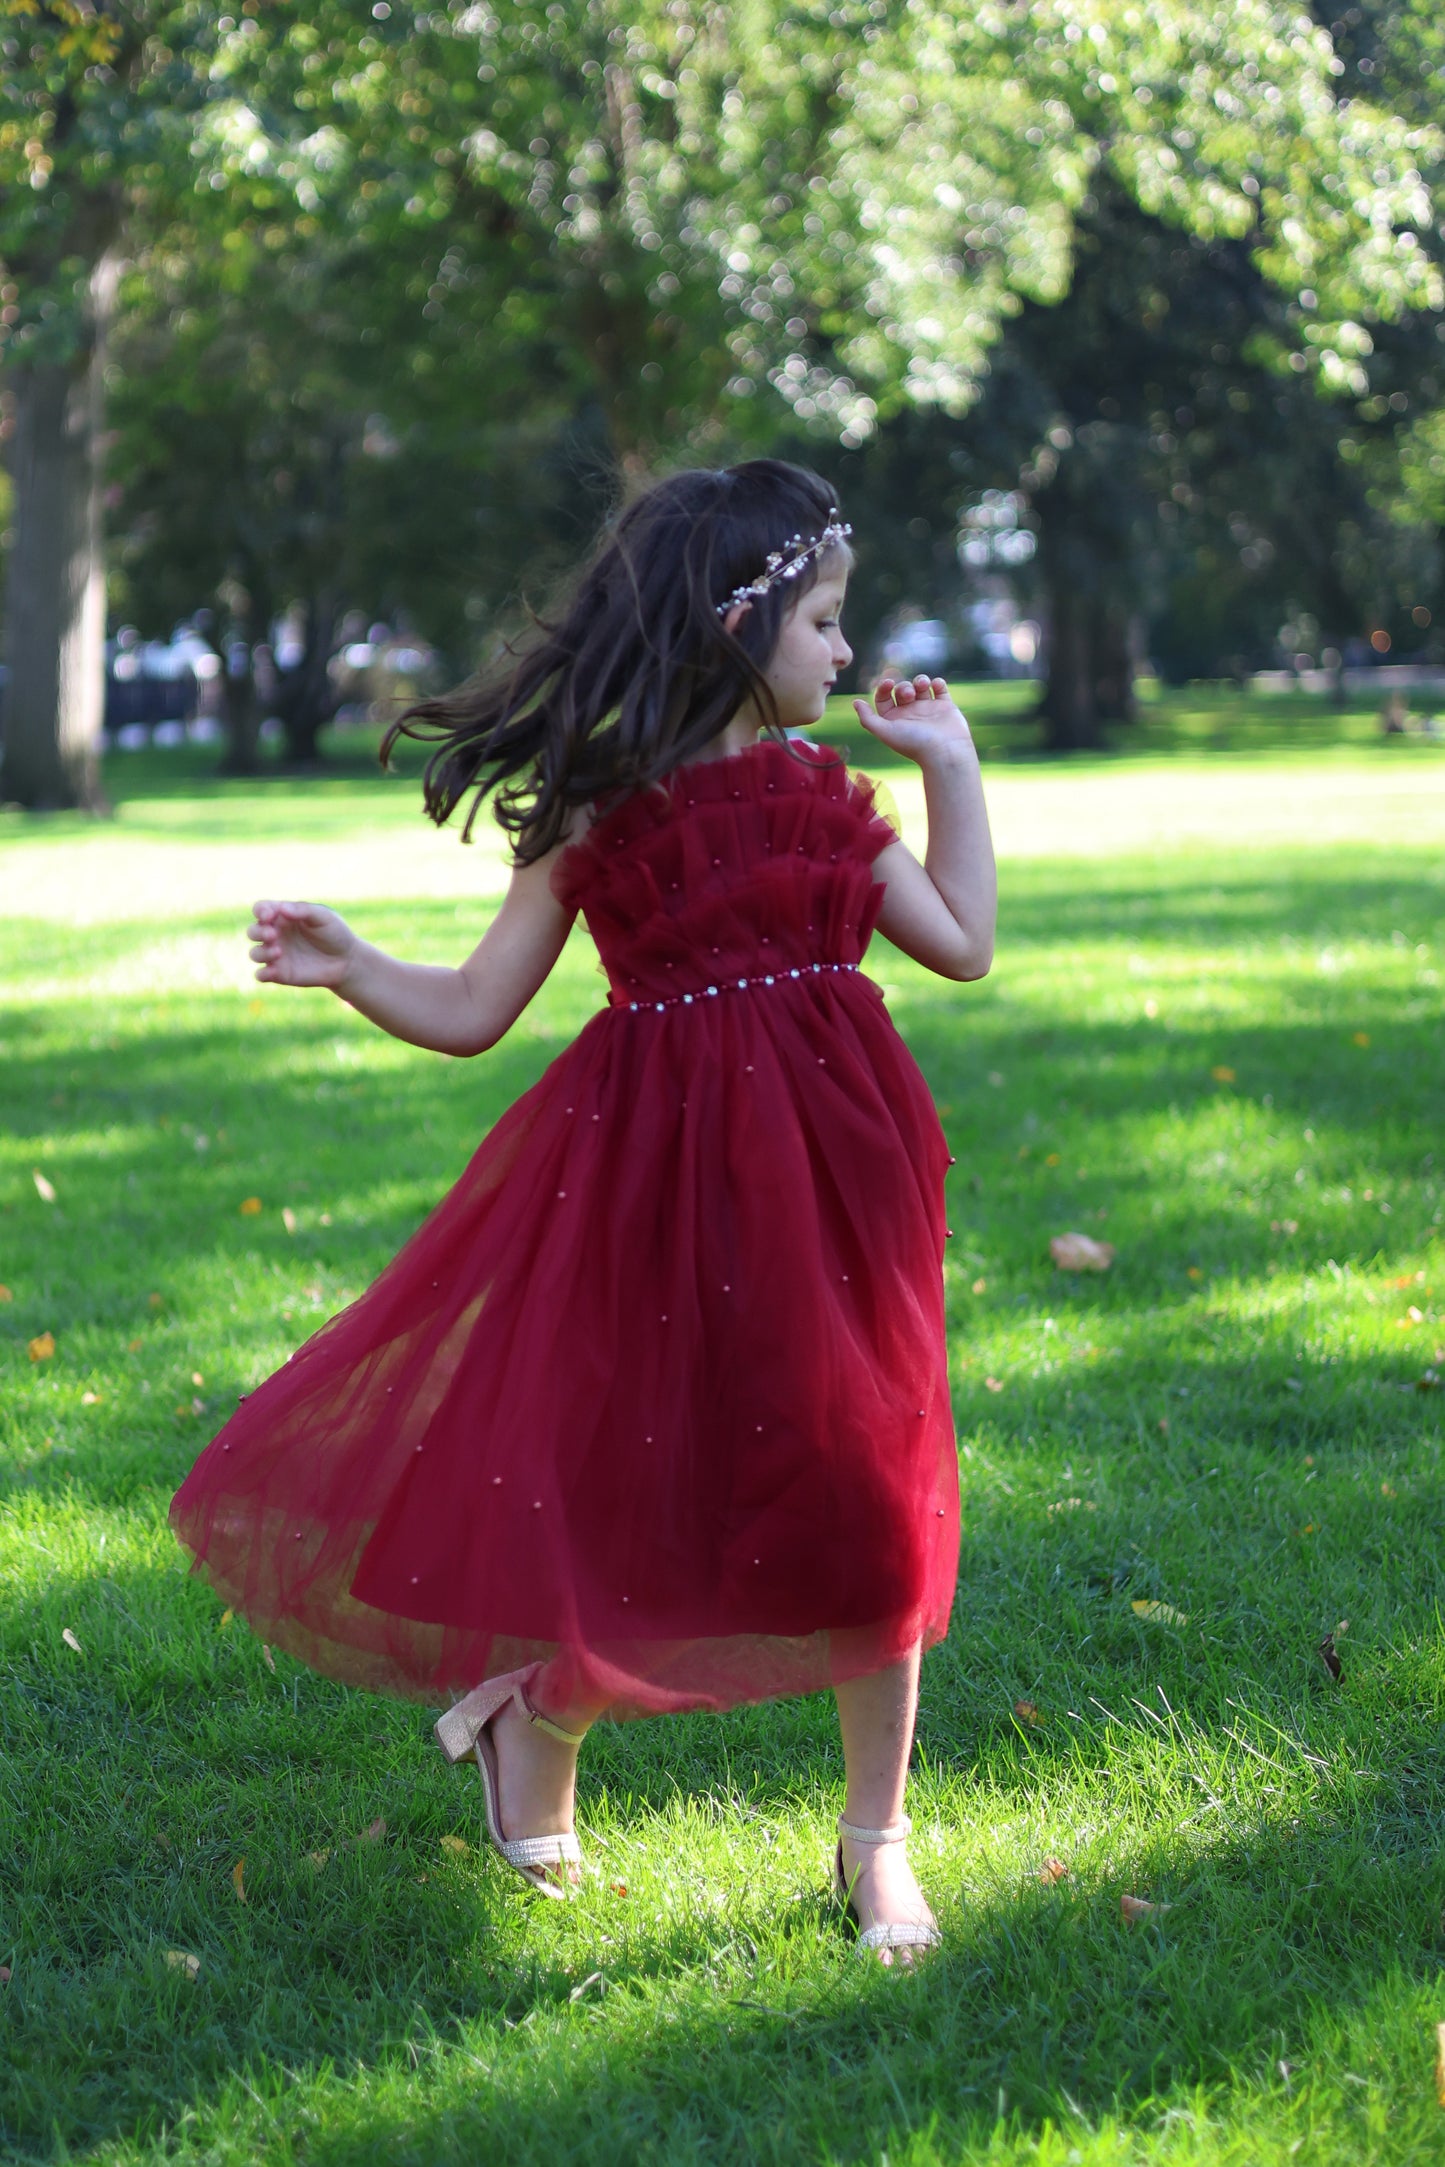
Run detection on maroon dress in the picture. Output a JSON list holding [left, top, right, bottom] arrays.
[[170, 740, 959, 1718]]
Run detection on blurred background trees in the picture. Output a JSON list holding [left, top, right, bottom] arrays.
[[3, 0, 1443, 802]]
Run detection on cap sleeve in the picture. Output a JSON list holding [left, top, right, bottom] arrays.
[[847, 766, 903, 865]]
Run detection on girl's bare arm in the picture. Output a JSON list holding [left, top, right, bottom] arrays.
[[855, 676, 997, 982], [247, 843, 576, 1056]]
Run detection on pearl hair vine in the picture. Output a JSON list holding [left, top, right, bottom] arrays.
[[715, 512, 853, 618]]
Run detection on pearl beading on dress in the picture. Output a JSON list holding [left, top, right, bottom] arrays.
[[619, 961, 860, 1013]]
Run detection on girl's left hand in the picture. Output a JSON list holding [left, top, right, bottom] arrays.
[[853, 676, 973, 764]]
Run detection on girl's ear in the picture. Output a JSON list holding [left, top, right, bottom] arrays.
[[722, 600, 752, 637]]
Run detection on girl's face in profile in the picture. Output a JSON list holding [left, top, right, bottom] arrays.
[[761, 560, 854, 727]]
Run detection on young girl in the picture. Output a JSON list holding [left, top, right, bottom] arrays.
[[171, 459, 996, 1963]]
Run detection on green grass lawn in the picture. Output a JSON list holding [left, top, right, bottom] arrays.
[[2, 697, 1444, 2165]]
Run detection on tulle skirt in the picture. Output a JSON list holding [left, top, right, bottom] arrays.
[[170, 970, 959, 1718]]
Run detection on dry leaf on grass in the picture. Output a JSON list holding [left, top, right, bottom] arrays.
[[219, 1609, 234, 1629], [1352, 1031, 1371, 1047], [261, 1644, 276, 1672], [0, 1285, 12, 1302], [81, 1390, 101, 1406], [148, 1292, 164, 1309], [1120, 1894, 1170, 1925], [62, 1628, 83, 1654], [971, 1277, 987, 1295], [232, 1858, 247, 1903], [0, 1966, 11, 1984], [239, 1197, 263, 1217], [1318, 1634, 1343, 1681], [357, 1817, 386, 1845], [1436, 2022, 1445, 2109], [305, 1850, 331, 1872], [164, 1950, 201, 1980], [1211, 1066, 1237, 1084], [1050, 1232, 1115, 1273], [1014, 1699, 1041, 1726], [440, 1834, 471, 1858], [282, 1207, 297, 1236], [983, 1376, 1004, 1393], [1418, 1370, 1441, 1392], [28, 1332, 55, 1362], [1132, 1600, 1188, 1628], [32, 1170, 57, 1203], [1038, 1857, 1069, 1885], [568, 1971, 605, 2002]]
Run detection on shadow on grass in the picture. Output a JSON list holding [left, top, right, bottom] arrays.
[[3, 1536, 1444, 2162]]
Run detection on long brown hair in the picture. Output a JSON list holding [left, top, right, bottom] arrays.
[[382, 459, 849, 862]]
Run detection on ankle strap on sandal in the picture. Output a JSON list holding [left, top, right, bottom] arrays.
[[512, 1683, 587, 1748], [837, 1812, 912, 1847]]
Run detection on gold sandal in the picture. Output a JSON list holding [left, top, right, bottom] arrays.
[[435, 1669, 587, 1900]]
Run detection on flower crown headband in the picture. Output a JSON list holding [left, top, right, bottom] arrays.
[[715, 511, 853, 618]]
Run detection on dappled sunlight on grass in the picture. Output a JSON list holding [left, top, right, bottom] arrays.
[[2, 747, 1443, 2163]]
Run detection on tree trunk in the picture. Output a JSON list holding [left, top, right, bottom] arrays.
[[1034, 507, 1137, 751], [1093, 607, 1139, 724], [219, 639, 263, 776], [276, 593, 341, 766], [0, 251, 117, 811]]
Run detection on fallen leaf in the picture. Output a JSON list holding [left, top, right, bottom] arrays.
[[1382, 1480, 1397, 1498], [261, 1644, 276, 1672], [1187, 1266, 1202, 1280], [357, 1817, 386, 1845], [32, 1169, 57, 1203], [1132, 1600, 1188, 1628], [319, 1212, 332, 1226], [1050, 1232, 1114, 1272], [62, 1627, 83, 1654], [1408, 1306, 1424, 1324], [1211, 1066, 1236, 1084], [1417, 1370, 1441, 1392], [81, 1390, 101, 1406], [1436, 2021, 1445, 2109], [971, 1277, 987, 1295], [232, 1858, 247, 1903], [239, 1197, 263, 1216], [164, 1950, 201, 1979], [1335, 1618, 1349, 1637], [610, 1882, 629, 1896], [249, 998, 265, 1016], [1298, 1522, 1318, 1536], [191, 1371, 204, 1387], [282, 1206, 297, 1236], [128, 1337, 144, 1352], [1157, 1417, 1169, 1434], [1037, 1856, 1069, 1885], [305, 1849, 331, 1871], [440, 1834, 471, 1858], [148, 1292, 164, 1308], [0, 1966, 10, 1983], [984, 1376, 1004, 1393], [1352, 1030, 1370, 1047], [568, 1970, 605, 2002], [0, 1285, 12, 1302], [1014, 1699, 1041, 1726], [219, 1610, 234, 1629], [28, 1332, 55, 1362], [1318, 1633, 1343, 1680], [1045, 1152, 1062, 1167], [1120, 1893, 1170, 1925]]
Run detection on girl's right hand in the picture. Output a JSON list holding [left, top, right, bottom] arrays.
[[248, 900, 358, 990]]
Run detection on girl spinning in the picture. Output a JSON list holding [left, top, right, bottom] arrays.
[[171, 460, 996, 1962]]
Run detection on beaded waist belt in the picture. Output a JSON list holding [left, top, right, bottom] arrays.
[[611, 960, 863, 1014]]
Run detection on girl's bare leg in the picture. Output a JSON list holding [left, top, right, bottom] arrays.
[[834, 1644, 936, 1963], [489, 1676, 603, 1882]]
